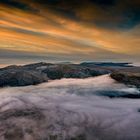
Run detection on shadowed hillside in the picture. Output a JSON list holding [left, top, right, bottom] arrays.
[[1, 62, 139, 87]]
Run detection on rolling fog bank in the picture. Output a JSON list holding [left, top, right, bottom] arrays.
[[0, 75, 140, 140]]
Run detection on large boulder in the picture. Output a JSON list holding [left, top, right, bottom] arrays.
[[0, 69, 48, 87]]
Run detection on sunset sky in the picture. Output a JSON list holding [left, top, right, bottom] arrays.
[[0, 0, 140, 65]]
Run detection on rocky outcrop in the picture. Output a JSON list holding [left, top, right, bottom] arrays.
[[0, 69, 48, 87], [0, 62, 111, 87], [42, 64, 110, 79], [42, 66, 64, 79], [110, 72, 140, 88], [0, 62, 138, 87]]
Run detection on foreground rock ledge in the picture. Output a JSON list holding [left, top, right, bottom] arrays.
[[110, 72, 140, 88]]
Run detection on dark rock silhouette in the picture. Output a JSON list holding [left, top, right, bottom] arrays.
[[0, 69, 48, 87], [110, 72, 140, 88], [0, 62, 139, 87]]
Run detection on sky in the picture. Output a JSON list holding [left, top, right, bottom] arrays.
[[0, 0, 140, 65]]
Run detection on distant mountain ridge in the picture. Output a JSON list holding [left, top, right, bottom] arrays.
[[80, 62, 133, 67]]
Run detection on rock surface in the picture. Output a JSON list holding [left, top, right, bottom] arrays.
[[0, 62, 139, 87], [110, 72, 140, 88], [0, 69, 48, 87]]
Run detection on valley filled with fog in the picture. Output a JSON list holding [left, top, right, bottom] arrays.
[[0, 75, 140, 140]]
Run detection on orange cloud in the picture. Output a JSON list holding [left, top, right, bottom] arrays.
[[0, 3, 140, 64]]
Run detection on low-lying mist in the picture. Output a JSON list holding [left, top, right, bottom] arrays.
[[0, 75, 140, 140]]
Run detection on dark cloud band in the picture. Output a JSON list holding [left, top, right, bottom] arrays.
[[0, 0, 35, 12], [1, 0, 140, 29]]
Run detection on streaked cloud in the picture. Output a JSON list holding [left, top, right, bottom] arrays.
[[0, 0, 139, 65]]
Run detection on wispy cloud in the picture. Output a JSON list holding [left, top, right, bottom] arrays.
[[0, 0, 140, 64]]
